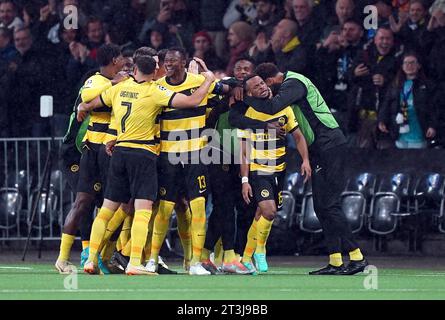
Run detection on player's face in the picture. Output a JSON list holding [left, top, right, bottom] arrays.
[[121, 57, 134, 74], [246, 76, 270, 98], [234, 60, 254, 81], [164, 51, 185, 77]]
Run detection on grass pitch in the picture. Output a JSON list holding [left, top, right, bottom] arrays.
[[1, 262, 445, 300]]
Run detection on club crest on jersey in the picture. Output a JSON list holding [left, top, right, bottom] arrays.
[[261, 189, 270, 198], [278, 116, 286, 126], [94, 183, 101, 192], [159, 187, 167, 196], [70, 164, 79, 172]]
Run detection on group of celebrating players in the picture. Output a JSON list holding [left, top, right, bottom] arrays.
[[54, 41, 368, 277]]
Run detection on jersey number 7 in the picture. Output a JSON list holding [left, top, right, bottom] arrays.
[[121, 101, 132, 133]]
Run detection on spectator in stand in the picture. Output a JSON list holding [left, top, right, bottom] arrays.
[[292, 0, 324, 47], [6, 28, 55, 137], [0, 26, 16, 63], [191, 31, 224, 71], [148, 25, 169, 51], [223, 0, 257, 29], [348, 27, 401, 148], [0, 0, 23, 30], [198, 0, 230, 61], [329, 0, 355, 27], [389, 0, 434, 58], [138, 0, 196, 53], [226, 21, 255, 76], [65, 17, 105, 88], [428, 6, 445, 82], [251, 0, 281, 38], [314, 19, 365, 133], [427, 5, 445, 145], [252, 18, 309, 74], [378, 52, 437, 149]]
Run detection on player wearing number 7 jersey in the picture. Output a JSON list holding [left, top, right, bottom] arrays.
[[77, 54, 217, 275]]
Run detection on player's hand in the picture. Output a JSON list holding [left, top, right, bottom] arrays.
[[106, 140, 117, 156], [232, 86, 244, 101], [266, 121, 286, 139], [242, 182, 253, 205], [112, 71, 129, 85], [301, 160, 312, 183], [201, 71, 216, 83], [188, 59, 199, 74], [77, 103, 89, 122], [193, 57, 209, 72]]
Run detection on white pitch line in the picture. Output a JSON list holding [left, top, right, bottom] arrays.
[[0, 266, 33, 270], [1, 288, 445, 294]]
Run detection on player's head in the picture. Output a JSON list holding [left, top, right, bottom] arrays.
[[97, 43, 124, 73], [233, 57, 255, 81], [255, 63, 283, 94], [121, 49, 134, 73], [165, 46, 187, 77], [133, 46, 159, 76], [243, 74, 270, 99], [155, 48, 168, 79], [133, 54, 157, 77]]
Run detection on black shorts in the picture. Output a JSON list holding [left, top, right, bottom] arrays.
[[250, 171, 285, 209], [76, 143, 110, 199], [105, 147, 158, 203], [158, 155, 208, 202]]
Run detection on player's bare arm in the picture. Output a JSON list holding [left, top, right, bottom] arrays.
[[292, 128, 311, 182]]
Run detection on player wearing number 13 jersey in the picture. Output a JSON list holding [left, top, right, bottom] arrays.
[[78, 54, 217, 275]]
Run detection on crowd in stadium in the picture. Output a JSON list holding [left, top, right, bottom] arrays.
[[0, 0, 444, 149]]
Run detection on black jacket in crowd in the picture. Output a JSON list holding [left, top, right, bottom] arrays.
[[347, 44, 401, 132], [378, 77, 437, 141]]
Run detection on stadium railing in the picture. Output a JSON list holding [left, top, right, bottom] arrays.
[[0, 137, 74, 241]]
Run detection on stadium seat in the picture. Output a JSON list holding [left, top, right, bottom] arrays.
[[275, 191, 296, 228], [368, 173, 411, 235], [27, 187, 58, 236], [299, 183, 322, 233], [413, 173, 445, 233], [285, 172, 307, 227], [0, 187, 22, 231], [341, 173, 376, 233]]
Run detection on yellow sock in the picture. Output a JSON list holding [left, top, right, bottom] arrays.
[[81, 240, 89, 250], [190, 197, 206, 264], [122, 239, 132, 257], [214, 237, 223, 265], [176, 207, 192, 264], [98, 207, 127, 258], [116, 238, 122, 252], [88, 207, 115, 264], [256, 216, 273, 254], [349, 248, 364, 261], [58, 233, 76, 261], [101, 241, 116, 262], [143, 212, 156, 262], [129, 209, 152, 266], [223, 249, 236, 264], [150, 200, 174, 263], [242, 219, 257, 263], [235, 253, 241, 262], [329, 253, 343, 267], [118, 215, 133, 250], [201, 248, 211, 261]]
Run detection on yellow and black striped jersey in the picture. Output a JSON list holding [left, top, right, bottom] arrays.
[[156, 73, 221, 157], [81, 73, 115, 146], [238, 106, 298, 173], [100, 78, 176, 155]]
